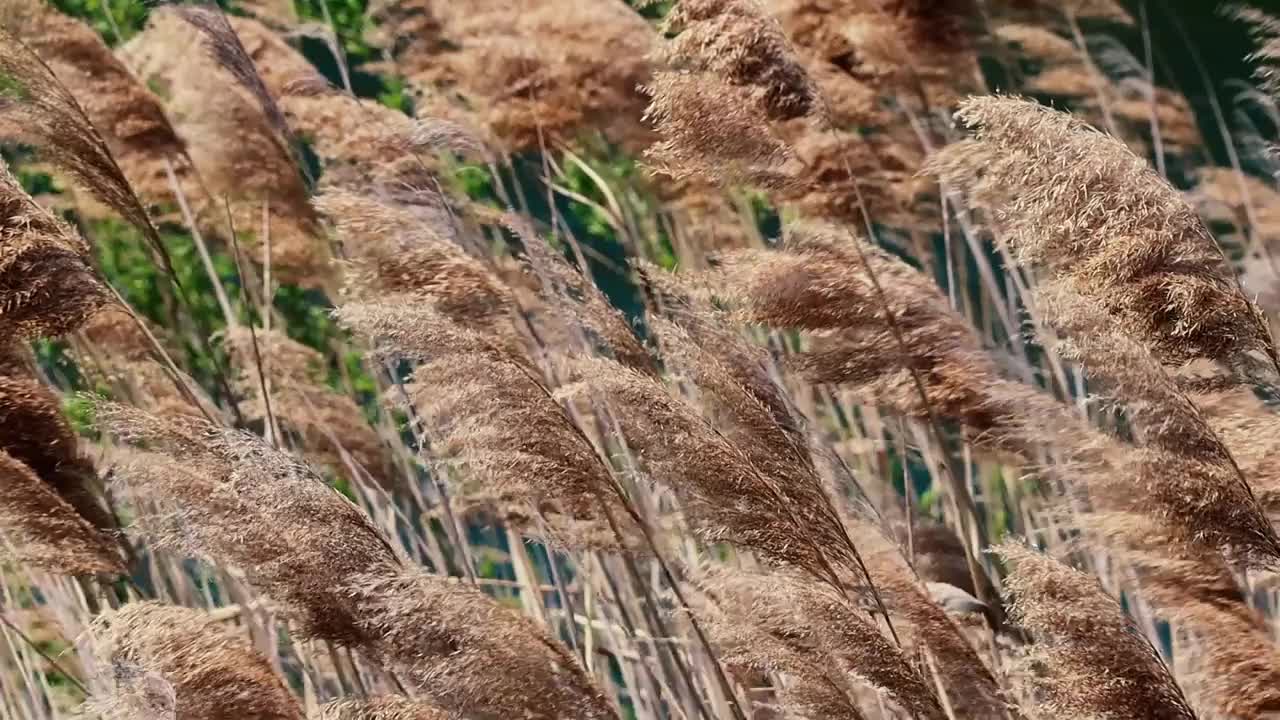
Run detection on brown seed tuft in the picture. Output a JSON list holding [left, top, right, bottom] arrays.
[[91, 602, 304, 720], [996, 541, 1197, 720]]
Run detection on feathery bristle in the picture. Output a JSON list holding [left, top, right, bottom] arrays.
[[1086, 518, 1280, 719], [642, 71, 799, 187], [996, 541, 1197, 720], [927, 95, 1272, 369], [662, 0, 815, 121], [91, 602, 304, 720], [1, 0, 186, 200], [701, 567, 945, 719], [0, 159, 108, 338], [350, 569, 619, 720], [0, 449, 122, 574], [0, 27, 169, 268], [566, 354, 867, 592], [316, 698, 448, 720]]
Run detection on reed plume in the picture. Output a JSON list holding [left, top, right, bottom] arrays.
[[508, 216, 654, 374], [564, 354, 859, 588], [0, 374, 115, 533], [698, 566, 945, 720], [579, 278, 1012, 715], [0, 449, 122, 575], [927, 95, 1274, 372], [90, 602, 304, 720], [0, 27, 171, 272], [661, 0, 815, 121], [1087, 517, 1280, 719], [0, 157, 108, 338], [168, 4, 293, 144], [317, 191, 513, 335], [995, 541, 1197, 720], [716, 221, 1067, 456], [98, 402, 618, 720], [316, 699, 447, 720], [643, 71, 799, 186], [1041, 288, 1280, 564], [369, 0, 655, 150], [1196, 388, 1280, 517], [349, 569, 617, 720], [123, 11, 324, 284], [222, 326, 395, 486], [337, 301, 635, 549], [0, 0, 187, 200]]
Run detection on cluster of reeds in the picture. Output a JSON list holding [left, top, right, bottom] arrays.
[[6, 2, 1280, 720]]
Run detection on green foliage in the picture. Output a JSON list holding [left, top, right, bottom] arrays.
[[50, 0, 153, 42], [0, 72, 29, 102], [292, 0, 373, 65], [62, 394, 100, 438]]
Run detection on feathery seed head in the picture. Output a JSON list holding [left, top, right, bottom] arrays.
[[996, 541, 1197, 720], [91, 602, 304, 720], [928, 95, 1272, 369]]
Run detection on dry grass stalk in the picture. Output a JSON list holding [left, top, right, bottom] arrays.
[[996, 541, 1197, 720], [91, 602, 304, 720], [0, 449, 122, 575], [98, 402, 618, 720], [927, 95, 1275, 372], [0, 158, 108, 338], [699, 566, 945, 720]]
